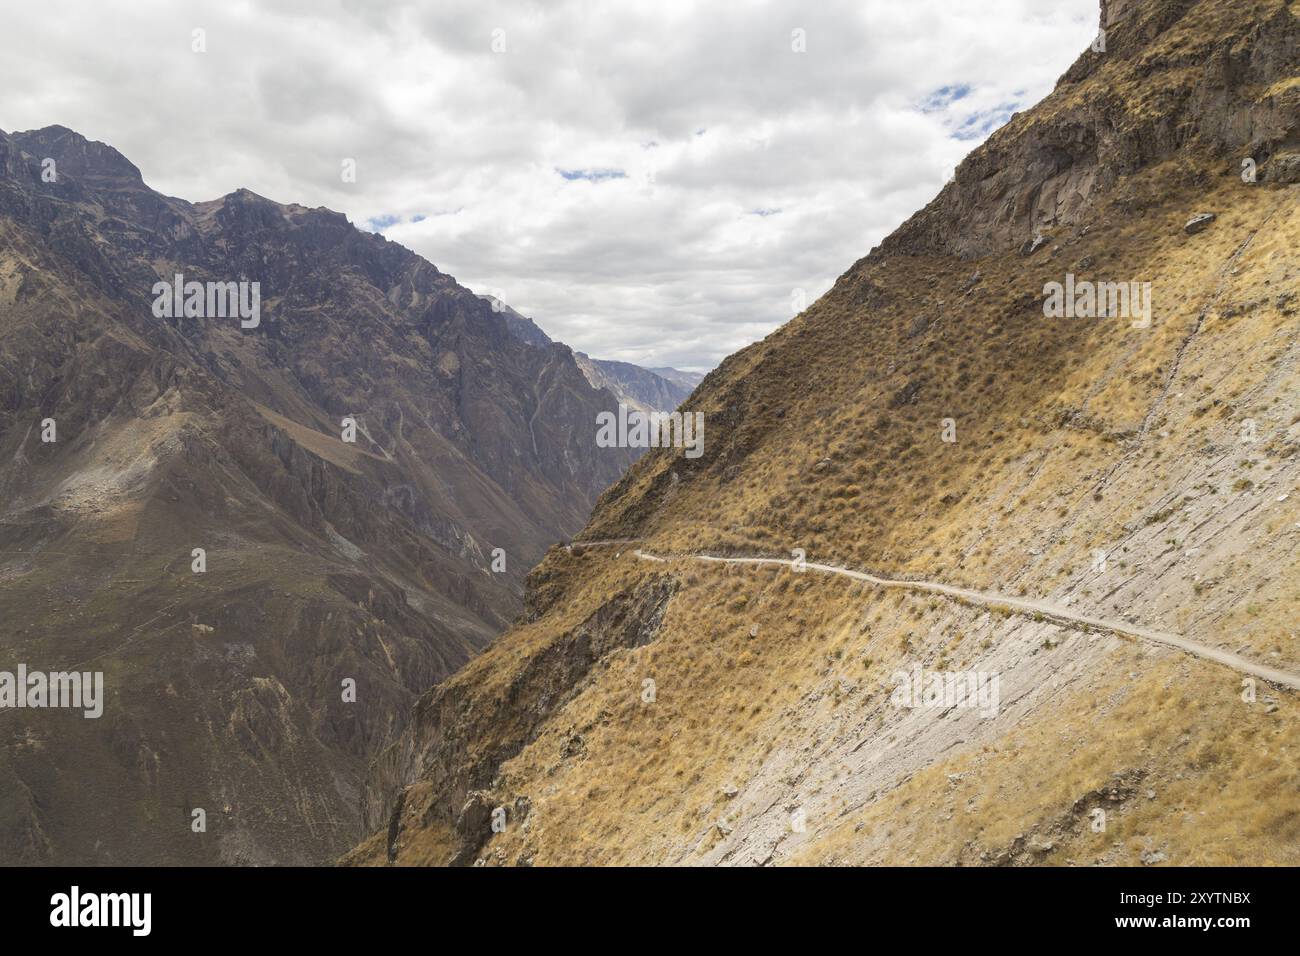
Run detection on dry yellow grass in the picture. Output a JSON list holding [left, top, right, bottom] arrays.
[[363, 0, 1300, 866]]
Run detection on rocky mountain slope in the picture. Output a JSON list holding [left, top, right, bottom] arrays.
[[481, 297, 556, 350], [0, 126, 634, 864], [350, 0, 1300, 867]]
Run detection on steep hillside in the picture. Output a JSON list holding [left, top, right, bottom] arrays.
[[0, 126, 633, 864], [351, 0, 1300, 867]]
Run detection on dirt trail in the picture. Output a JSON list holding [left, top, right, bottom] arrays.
[[630, 548, 1300, 692]]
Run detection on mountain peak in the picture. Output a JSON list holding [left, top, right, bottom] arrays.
[[10, 124, 143, 185]]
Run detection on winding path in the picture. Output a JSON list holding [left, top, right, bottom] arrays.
[[625, 547, 1300, 692]]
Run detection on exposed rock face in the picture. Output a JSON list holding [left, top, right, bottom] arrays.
[[481, 296, 556, 349], [349, 0, 1300, 867], [1266, 151, 1300, 182], [0, 126, 635, 864], [879, 0, 1299, 260], [1103, 0, 1143, 27]]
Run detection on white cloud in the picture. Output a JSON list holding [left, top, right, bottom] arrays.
[[0, 0, 1098, 370]]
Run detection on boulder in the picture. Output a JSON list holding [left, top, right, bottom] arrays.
[[1020, 233, 1050, 256]]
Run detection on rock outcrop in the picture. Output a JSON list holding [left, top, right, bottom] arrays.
[[878, 0, 1299, 260]]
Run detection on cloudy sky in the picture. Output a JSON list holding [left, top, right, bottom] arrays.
[[2, 0, 1098, 371]]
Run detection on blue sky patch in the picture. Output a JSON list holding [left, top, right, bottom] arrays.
[[951, 102, 1021, 140], [919, 83, 972, 113], [556, 167, 627, 182]]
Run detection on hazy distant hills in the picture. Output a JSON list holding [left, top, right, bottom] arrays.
[[480, 295, 703, 414], [572, 353, 698, 417], [0, 124, 635, 863], [645, 366, 705, 392]]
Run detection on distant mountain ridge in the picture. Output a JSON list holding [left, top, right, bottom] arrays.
[[480, 294, 702, 414], [572, 353, 695, 416], [645, 366, 705, 391]]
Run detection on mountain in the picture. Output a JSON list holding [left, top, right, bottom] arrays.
[[646, 366, 706, 392], [0, 125, 635, 864], [572, 353, 695, 416], [480, 296, 556, 350], [349, 0, 1300, 866], [481, 294, 699, 414]]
